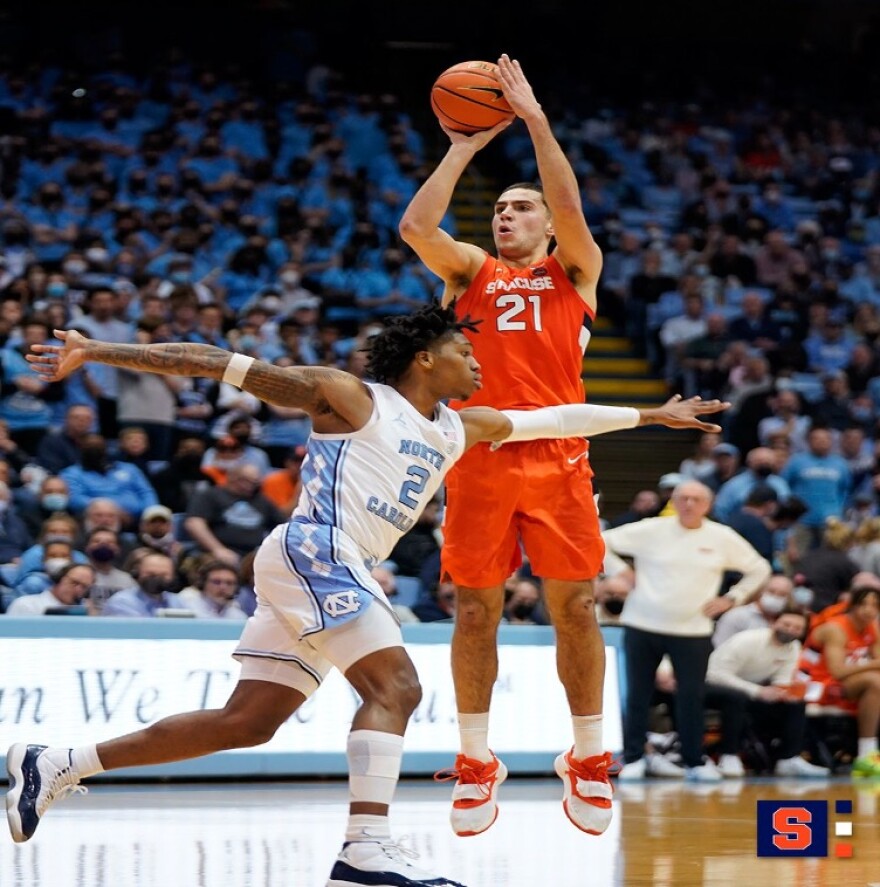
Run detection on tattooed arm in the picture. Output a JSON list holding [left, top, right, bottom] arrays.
[[27, 330, 374, 433]]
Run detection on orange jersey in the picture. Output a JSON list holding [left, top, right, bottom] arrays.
[[449, 253, 594, 411], [800, 613, 879, 685]]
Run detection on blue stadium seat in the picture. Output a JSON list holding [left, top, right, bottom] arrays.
[[393, 576, 421, 609]]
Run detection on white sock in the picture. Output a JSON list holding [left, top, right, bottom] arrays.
[[345, 813, 391, 843], [572, 714, 603, 759], [347, 729, 404, 807], [457, 712, 491, 761], [858, 737, 878, 758], [70, 744, 104, 779]]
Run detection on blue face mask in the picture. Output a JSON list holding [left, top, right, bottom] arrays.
[[46, 282, 68, 299], [41, 493, 69, 511]]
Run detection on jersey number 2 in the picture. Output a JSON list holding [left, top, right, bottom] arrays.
[[496, 294, 543, 331], [399, 465, 430, 510]]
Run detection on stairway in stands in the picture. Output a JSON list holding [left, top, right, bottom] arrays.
[[584, 318, 698, 516], [583, 317, 666, 409], [448, 168, 495, 251], [448, 171, 698, 517]]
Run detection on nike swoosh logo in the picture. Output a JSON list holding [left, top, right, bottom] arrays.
[[567, 451, 589, 464], [464, 86, 505, 101]]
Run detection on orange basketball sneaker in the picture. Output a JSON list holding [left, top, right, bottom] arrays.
[[435, 752, 508, 836], [554, 749, 617, 835]]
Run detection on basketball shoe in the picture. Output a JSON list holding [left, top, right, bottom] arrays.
[[6, 744, 86, 843], [554, 749, 617, 835], [852, 750, 880, 778], [435, 752, 507, 836], [326, 838, 466, 886]]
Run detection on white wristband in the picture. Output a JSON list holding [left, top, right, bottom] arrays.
[[222, 354, 255, 388]]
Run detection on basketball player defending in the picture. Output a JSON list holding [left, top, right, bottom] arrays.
[[9, 307, 724, 886], [400, 55, 613, 836]]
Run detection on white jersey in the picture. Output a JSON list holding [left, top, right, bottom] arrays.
[[292, 383, 466, 565]]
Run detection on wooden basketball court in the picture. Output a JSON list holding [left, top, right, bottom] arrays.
[[3, 776, 877, 886]]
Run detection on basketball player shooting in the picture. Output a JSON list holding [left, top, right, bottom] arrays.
[[400, 54, 622, 837], [11, 306, 723, 887]]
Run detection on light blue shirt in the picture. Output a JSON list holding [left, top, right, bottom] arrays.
[[713, 472, 791, 523], [102, 587, 189, 617]]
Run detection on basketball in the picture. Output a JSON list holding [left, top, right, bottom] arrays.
[[431, 61, 514, 134]]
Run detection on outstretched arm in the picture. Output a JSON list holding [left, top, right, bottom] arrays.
[[459, 395, 729, 450], [496, 54, 601, 301], [27, 330, 373, 433]]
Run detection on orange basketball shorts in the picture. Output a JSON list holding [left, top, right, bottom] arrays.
[[441, 438, 605, 588]]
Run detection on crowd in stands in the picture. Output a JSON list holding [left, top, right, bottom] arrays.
[[0, 52, 877, 775]]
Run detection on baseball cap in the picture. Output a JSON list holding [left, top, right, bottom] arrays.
[[713, 443, 740, 457], [290, 296, 321, 312], [142, 505, 173, 522], [658, 472, 684, 489]]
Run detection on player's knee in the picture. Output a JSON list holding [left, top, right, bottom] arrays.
[[545, 588, 597, 626], [455, 594, 502, 634], [217, 704, 286, 747], [372, 670, 422, 716]]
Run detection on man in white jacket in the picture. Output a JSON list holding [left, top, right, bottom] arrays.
[[705, 609, 827, 778], [603, 480, 771, 782]]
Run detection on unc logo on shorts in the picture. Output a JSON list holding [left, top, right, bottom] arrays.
[[322, 590, 363, 618]]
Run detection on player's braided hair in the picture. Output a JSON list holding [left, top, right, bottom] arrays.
[[366, 301, 480, 384]]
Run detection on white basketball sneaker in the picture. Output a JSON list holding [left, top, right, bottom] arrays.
[[554, 749, 617, 835], [326, 838, 466, 886], [435, 752, 507, 837], [6, 744, 86, 843]]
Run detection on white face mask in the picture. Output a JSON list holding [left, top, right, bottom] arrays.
[[792, 587, 814, 608], [44, 557, 71, 576], [760, 592, 786, 615]]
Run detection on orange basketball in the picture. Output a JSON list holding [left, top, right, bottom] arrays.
[[431, 61, 514, 134]]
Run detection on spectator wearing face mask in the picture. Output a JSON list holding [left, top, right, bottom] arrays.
[[10, 536, 76, 598], [6, 563, 96, 616], [713, 574, 794, 647], [137, 505, 182, 560], [83, 527, 135, 612], [713, 447, 791, 524], [503, 577, 547, 626], [102, 552, 187, 617], [705, 609, 827, 778], [17, 475, 72, 538], [595, 573, 632, 626]]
